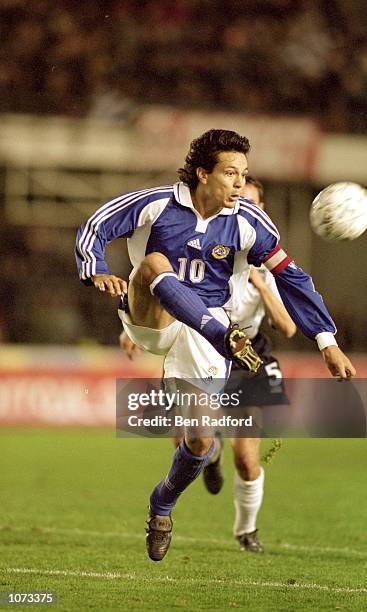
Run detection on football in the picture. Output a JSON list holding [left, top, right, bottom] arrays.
[[310, 182, 367, 241]]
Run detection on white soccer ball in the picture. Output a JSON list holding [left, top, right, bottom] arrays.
[[310, 182, 367, 241]]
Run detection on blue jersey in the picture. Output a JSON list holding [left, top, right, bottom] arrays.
[[75, 182, 336, 341]]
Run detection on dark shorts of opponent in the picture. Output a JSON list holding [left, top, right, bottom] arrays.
[[225, 332, 289, 407]]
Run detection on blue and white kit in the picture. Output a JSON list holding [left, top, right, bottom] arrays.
[[76, 182, 337, 381]]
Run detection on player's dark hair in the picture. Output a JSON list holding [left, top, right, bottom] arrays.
[[178, 129, 250, 189], [245, 175, 265, 202]]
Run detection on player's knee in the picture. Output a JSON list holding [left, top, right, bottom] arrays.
[[234, 454, 260, 481], [139, 252, 173, 285], [185, 437, 214, 457]]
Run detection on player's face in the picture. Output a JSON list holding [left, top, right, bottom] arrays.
[[241, 183, 264, 210], [200, 151, 248, 209]]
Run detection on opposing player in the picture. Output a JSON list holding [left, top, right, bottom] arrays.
[[203, 177, 296, 553], [76, 129, 355, 562]]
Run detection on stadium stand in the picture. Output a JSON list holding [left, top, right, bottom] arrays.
[[0, 0, 366, 131]]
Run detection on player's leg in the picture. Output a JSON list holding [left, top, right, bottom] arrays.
[[144, 305, 253, 561], [128, 252, 256, 363], [147, 433, 215, 561], [150, 434, 215, 517], [128, 252, 176, 330], [202, 433, 224, 494], [146, 376, 217, 561], [231, 436, 264, 553], [172, 436, 182, 448]]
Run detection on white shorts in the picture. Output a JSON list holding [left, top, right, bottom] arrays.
[[118, 307, 231, 386]]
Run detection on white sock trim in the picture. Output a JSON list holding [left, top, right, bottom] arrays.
[[243, 467, 264, 487], [149, 272, 178, 295]]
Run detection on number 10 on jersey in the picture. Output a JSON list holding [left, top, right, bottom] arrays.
[[178, 258, 205, 283]]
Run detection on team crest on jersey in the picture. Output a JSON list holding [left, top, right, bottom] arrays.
[[211, 244, 230, 259], [203, 365, 218, 383]]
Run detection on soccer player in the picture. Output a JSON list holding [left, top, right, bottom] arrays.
[[202, 176, 296, 554], [76, 129, 355, 562], [120, 176, 296, 554]]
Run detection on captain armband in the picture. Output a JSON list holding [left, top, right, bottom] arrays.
[[263, 246, 293, 275]]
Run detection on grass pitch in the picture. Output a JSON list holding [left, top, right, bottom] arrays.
[[0, 429, 367, 611]]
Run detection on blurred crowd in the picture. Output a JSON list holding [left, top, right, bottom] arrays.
[[1, 0, 366, 132], [0, 226, 127, 346]]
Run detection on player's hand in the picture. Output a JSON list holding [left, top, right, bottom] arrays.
[[92, 274, 127, 297], [248, 267, 266, 289], [119, 331, 140, 360], [321, 345, 356, 379]]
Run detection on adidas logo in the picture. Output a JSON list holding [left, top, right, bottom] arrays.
[[200, 315, 212, 330], [187, 238, 201, 250], [164, 477, 175, 491]]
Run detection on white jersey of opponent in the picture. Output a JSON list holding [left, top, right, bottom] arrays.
[[230, 265, 282, 339]]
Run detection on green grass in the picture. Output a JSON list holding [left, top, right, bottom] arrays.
[[0, 430, 367, 611]]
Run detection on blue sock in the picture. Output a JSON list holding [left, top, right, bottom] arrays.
[[151, 273, 228, 357], [150, 440, 215, 515]]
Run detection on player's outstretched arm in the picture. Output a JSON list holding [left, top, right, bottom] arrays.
[[249, 268, 296, 338], [243, 210, 356, 378], [92, 274, 127, 297], [267, 261, 356, 378], [321, 345, 356, 379]]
